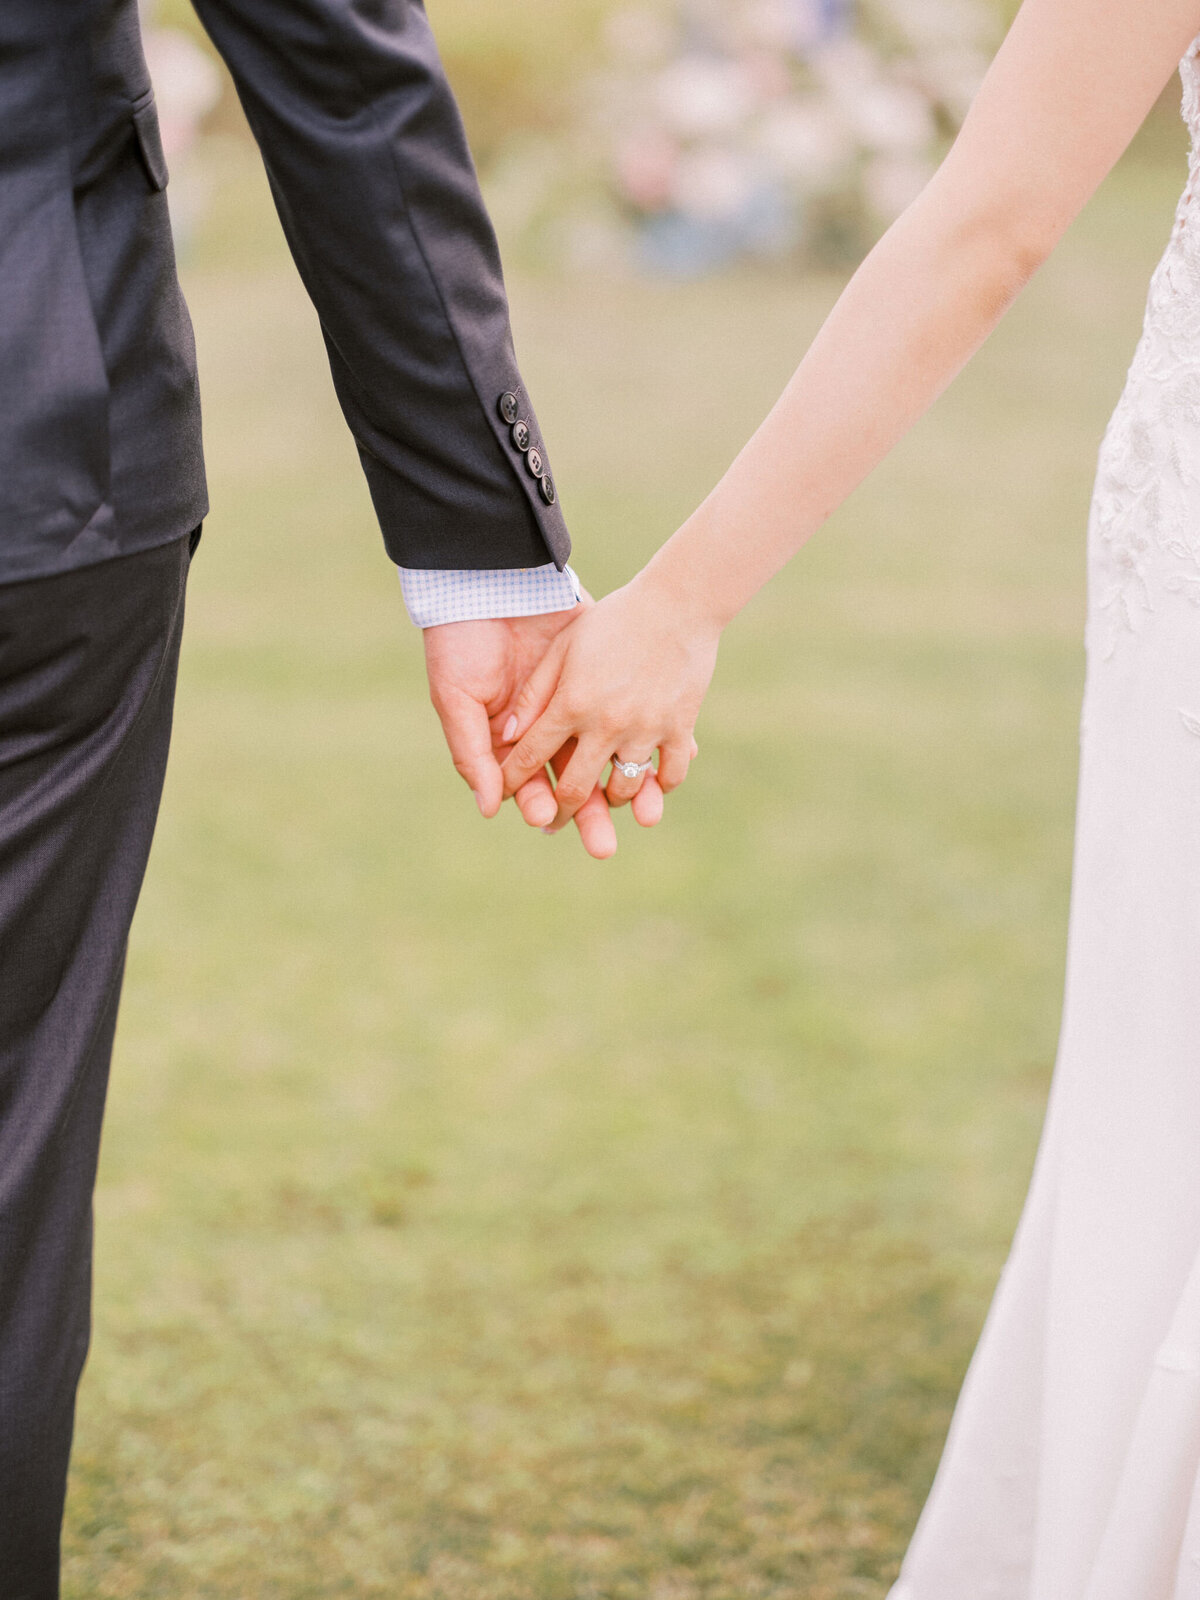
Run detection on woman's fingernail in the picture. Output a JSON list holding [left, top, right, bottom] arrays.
[[541, 826, 555, 835], [475, 791, 487, 815], [502, 715, 518, 743]]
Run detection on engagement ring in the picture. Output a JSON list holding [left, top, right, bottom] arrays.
[[612, 757, 653, 780]]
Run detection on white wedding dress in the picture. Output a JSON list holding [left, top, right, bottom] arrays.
[[889, 39, 1200, 1600]]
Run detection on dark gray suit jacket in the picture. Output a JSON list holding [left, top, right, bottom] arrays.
[[0, 0, 570, 585]]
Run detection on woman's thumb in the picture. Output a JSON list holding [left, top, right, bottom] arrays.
[[497, 635, 567, 747]]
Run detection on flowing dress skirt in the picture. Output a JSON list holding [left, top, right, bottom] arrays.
[[890, 40, 1200, 1600]]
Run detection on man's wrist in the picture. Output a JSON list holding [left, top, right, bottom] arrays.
[[399, 562, 581, 628]]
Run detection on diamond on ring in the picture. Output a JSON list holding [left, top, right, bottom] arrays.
[[613, 757, 653, 780]]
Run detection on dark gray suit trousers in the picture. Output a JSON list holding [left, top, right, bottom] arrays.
[[0, 532, 194, 1598]]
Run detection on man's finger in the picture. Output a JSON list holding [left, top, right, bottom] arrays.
[[657, 735, 693, 794], [630, 774, 665, 827], [435, 687, 504, 816], [514, 770, 557, 829], [545, 735, 614, 831], [572, 784, 618, 859], [546, 744, 616, 858]]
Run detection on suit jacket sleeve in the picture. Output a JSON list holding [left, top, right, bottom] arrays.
[[188, 0, 570, 570]]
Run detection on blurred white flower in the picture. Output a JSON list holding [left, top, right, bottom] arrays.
[[671, 145, 760, 220], [139, 21, 221, 250], [741, 0, 795, 49], [142, 27, 221, 160], [741, 49, 793, 103], [575, 0, 994, 273], [742, 0, 841, 51], [863, 152, 933, 220], [846, 81, 935, 154], [616, 126, 680, 209], [753, 98, 852, 184], [811, 36, 882, 99], [742, 0, 809, 51], [655, 55, 756, 138]]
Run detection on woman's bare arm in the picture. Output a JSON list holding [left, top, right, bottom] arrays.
[[502, 0, 1200, 831]]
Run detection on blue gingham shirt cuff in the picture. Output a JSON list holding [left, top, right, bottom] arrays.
[[397, 562, 582, 628]]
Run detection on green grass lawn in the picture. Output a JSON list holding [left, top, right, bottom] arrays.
[[62, 130, 1186, 1598]]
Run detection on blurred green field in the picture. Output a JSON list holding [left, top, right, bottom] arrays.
[[61, 116, 1187, 1597]]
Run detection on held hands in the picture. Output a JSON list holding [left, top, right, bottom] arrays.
[[422, 597, 659, 859], [423, 603, 619, 859], [424, 575, 718, 855], [499, 574, 719, 835]]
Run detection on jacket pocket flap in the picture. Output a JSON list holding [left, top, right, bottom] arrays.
[[132, 100, 169, 192]]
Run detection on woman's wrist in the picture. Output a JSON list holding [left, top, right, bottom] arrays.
[[634, 518, 740, 636]]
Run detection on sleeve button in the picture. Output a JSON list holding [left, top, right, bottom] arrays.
[[539, 474, 557, 505], [512, 420, 531, 451], [498, 392, 520, 424], [525, 447, 545, 478]]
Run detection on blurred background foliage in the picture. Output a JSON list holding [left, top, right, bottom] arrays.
[[66, 2, 1196, 1597], [157, 0, 1180, 273], [158, 0, 614, 165]]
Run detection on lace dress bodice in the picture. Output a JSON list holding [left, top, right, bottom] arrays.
[[1090, 38, 1200, 658]]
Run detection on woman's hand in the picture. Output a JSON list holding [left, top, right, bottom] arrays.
[[424, 599, 623, 859], [498, 572, 721, 833]]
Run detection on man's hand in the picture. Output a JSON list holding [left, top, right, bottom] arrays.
[[499, 573, 716, 833], [423, 606, 664, 859]]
